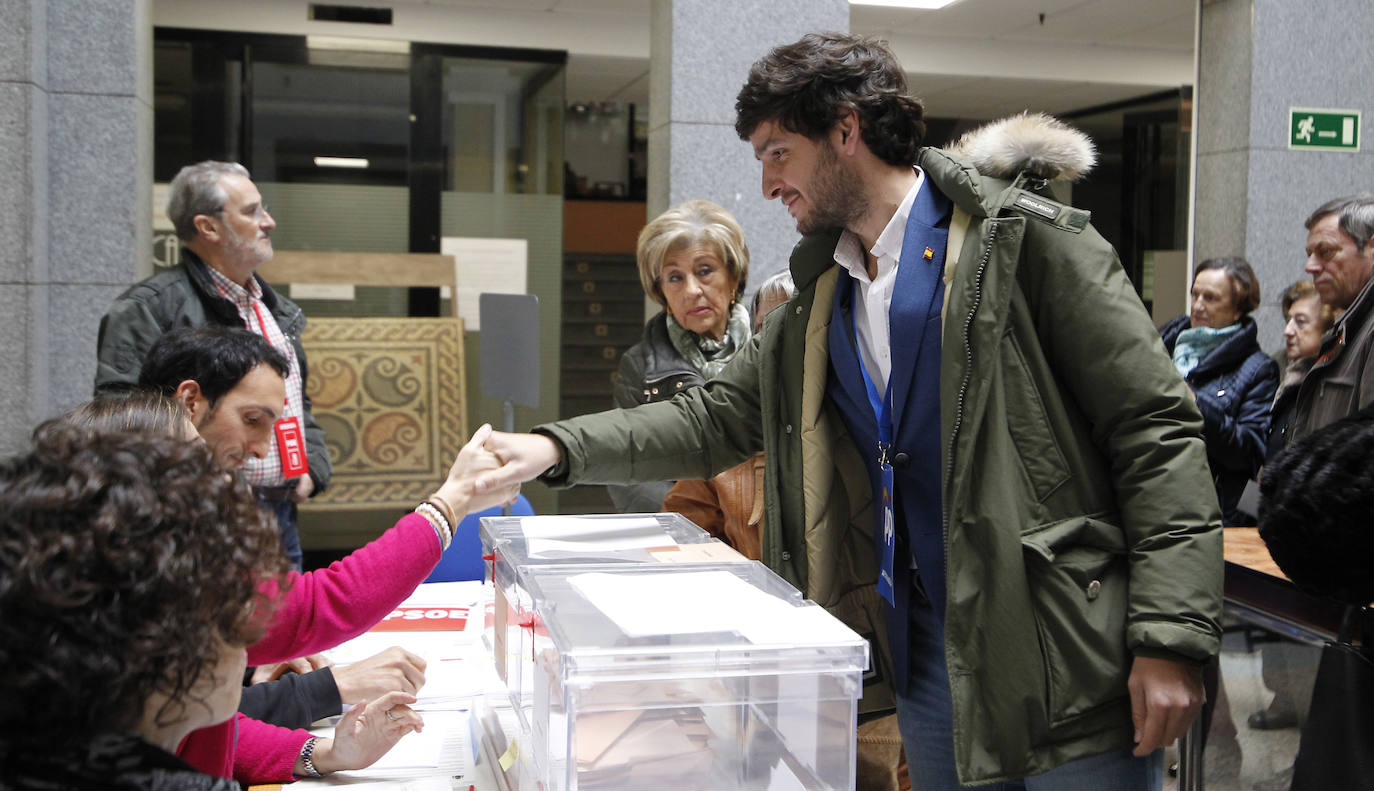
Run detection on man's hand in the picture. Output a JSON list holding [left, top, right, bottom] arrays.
[[291, 474, 315, 503], [250, 653, 333, 684], [1127, 655, 1205, 756], [334, 646, 427, 704], [474, 431, 562, 496]]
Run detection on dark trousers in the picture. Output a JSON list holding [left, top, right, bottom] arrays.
[[257, 487, 303, 571]]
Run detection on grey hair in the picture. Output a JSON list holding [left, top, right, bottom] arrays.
[[751, 270, 796, 316], [1305, 193, 1374, 249], [167, 161, 251, 242], [635, 200, 749, 309]]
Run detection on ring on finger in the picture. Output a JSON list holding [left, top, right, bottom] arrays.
[[385, 707, 399, 721]]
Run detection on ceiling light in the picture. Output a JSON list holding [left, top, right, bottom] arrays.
[[849, 0, 962, 8], [314, 156, 370, 169], [305, 35, 409, 54]]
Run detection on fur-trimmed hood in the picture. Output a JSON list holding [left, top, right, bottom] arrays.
[[947, 112, 1096, 182]]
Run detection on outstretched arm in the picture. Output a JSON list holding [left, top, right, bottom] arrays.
[[249, 425, 520, 664]]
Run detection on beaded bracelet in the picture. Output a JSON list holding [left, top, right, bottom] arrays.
[[427, 493, 457, 529], [415, 502, 451, 548], [415, 501, 452, 551]]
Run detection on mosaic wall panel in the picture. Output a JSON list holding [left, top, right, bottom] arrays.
[[300, 318, 466, 510]]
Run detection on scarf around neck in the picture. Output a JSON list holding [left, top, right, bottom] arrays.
[[1173, 322, 1241, 377], [665, 302, 751, 380]]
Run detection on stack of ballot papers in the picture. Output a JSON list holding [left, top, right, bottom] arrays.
[[326, 580, 499, 710], [316, 580, 516, 783]]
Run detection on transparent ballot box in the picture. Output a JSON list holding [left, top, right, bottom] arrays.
[[482, 513, 750, 727], [519, 562, 867, 791]]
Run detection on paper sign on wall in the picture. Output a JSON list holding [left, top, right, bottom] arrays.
[[152, 183, 180, 272], [440, 237, 528, 331]]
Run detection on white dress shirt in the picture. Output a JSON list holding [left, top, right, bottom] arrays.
[[832, 168, 925, 393]]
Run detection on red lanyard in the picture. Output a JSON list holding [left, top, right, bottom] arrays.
[[250, 300, 277, 350]]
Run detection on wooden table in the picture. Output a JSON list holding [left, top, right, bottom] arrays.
[[1223, 527, 1346, 645]]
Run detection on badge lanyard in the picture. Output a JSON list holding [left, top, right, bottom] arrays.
[[250, 300, 309, 479], [852, 309, 899, 606]]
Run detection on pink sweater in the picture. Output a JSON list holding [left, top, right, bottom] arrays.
[[177, 512, 442, 782]]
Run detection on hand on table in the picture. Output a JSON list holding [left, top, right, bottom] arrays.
[[306, 691, 423, 775], [1128, 655, 1204, 756], [334, 646, 427, 704]]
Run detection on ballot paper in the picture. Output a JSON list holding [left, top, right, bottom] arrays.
[[573, 710, 715, 791], [395, 580, 492, 609], [314, 709, 472, 780], [324, 581, 500, 709], [517, 516, 678, 558], [293, 779, 452, 790], [646, 542, 748, 563], [567, 570, 860, 645]]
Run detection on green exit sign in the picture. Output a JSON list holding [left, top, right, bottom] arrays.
[[1290, 108, 1360, 151]]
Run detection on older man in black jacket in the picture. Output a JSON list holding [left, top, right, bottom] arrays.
[[94, 161, 330, 570]]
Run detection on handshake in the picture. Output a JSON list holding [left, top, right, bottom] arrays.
[[438, 425, 563, 515]]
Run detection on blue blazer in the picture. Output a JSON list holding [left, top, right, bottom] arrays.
[[826, 181, 952, 692]]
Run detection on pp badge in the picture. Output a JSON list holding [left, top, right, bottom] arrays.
[[275, 416, 309, 478]]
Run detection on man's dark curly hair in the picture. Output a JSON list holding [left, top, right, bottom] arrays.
[[138, 326, 288, 404], [734, 32, 926, 167], [0, 420, 291, 750], [1259, 405, 1374, 604]]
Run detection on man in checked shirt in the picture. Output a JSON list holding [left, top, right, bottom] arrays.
[[95, 161, 331, 569]]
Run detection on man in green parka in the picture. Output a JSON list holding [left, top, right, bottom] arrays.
[[477, 33, 1222, 790]]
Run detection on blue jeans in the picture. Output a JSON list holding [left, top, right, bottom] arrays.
[[895, 593, 1163, 790]]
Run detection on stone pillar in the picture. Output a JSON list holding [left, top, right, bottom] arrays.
[[649, 0, 848, 304], [0, 0, 152, 452], [1195, 0, 1374, 349]]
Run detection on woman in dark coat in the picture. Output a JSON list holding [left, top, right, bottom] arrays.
[[1159, 257, 1279, 525], [1267, 278, 1341, 460], [608, 200, 750, 513]]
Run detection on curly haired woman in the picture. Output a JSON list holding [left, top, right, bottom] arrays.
[[50, 392, 518, 785], [0, 418, 288, 789]]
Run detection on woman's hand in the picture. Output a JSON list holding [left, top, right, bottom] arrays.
[[433, 424, 521, 518], [304, 691, 423, 775]]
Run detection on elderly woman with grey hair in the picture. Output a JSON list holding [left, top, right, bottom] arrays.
[[608, 199, 751, 513]]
